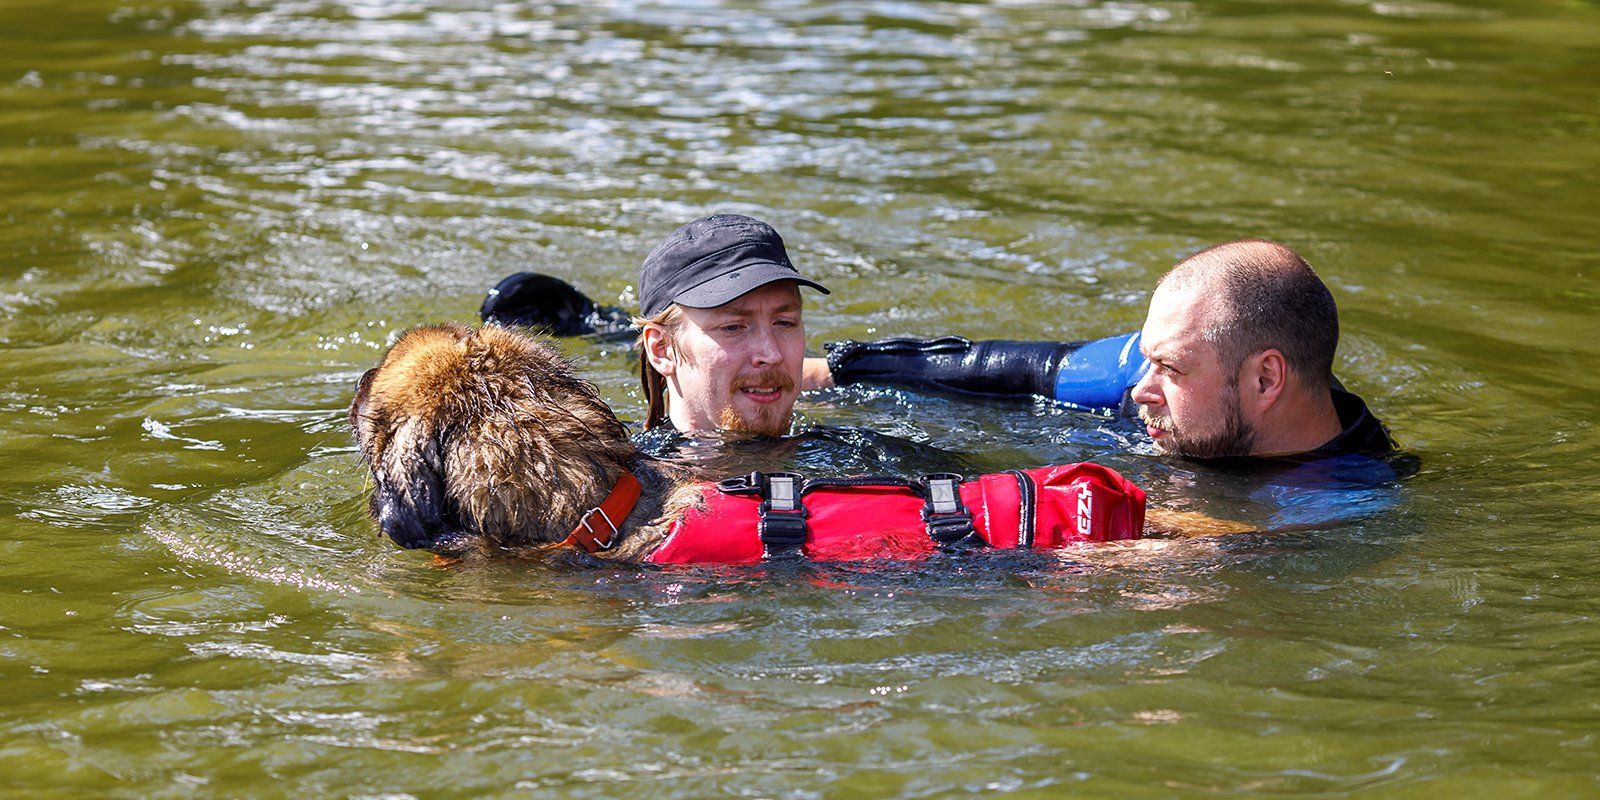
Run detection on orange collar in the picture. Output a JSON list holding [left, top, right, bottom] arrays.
[[562, 470, 643, 553]]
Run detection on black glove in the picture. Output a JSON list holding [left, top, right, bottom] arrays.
[[479, 272, 636, 340]]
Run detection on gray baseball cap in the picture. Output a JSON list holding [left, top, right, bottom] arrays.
[[638, 214, 829, 318]]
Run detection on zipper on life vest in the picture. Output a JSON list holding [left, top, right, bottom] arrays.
[[717, 472, 913, 497], [1004, 469, 1037, 548], [798, 475, 914, 494]]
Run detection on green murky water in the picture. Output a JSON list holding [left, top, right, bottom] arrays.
[[3, 0, 1598, 796]]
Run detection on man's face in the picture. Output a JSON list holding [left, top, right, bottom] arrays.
[[659, 281, 805, 436], [1131, 282, 1256, 458]]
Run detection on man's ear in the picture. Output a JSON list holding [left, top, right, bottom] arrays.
[[641, 325, 676, 377], [1243, 348, 1288, 412]]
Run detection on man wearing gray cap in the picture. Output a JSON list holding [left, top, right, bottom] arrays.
[[631, 214, 830, 437]]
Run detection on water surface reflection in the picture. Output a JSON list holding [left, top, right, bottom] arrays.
[[3, 0, 1598, 795]]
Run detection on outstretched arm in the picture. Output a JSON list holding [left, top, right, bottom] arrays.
[[478, 273, 1149, 411], [809, 333, 1149, 412], [820, 336, 1073, 398], [802, 357, 836, 391]]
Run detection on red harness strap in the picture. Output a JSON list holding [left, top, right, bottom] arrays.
[[561, 470, 643, 553], [647, 463, 1146, 564]]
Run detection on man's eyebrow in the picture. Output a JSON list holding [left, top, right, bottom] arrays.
[[704, 306, 754, 321], [719, 299, 801, 317], [1142, 343, 1180, 365]]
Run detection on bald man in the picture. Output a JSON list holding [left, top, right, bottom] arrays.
[[811, 239, 1395, 462]]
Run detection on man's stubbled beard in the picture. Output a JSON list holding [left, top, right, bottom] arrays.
[[1140, 386, 1256, 459], [716, 368, 796, 437]]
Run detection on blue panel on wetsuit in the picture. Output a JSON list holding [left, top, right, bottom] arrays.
[[1052, 332, 1150, 410], [1253, 454, 1402, 528]]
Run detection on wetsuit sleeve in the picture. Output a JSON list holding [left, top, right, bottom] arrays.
[[824, 336, 1071, 398], [1048, 331, 1149, 410], [823, 332, 1149, 411]]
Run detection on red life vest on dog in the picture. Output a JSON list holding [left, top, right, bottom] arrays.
[[646, 463, 1146, 565]]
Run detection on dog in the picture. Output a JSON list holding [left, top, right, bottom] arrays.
[[349, 325, 1251, 562]]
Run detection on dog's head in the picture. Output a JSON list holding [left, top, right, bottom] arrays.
[[350, 324, 636, 552]]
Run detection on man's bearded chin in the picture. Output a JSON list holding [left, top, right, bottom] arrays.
[[717, 401, 792, 437], [717, 371, 796, 437], [1140, 395, 1256, 459]]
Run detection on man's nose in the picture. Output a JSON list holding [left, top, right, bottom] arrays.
[[748, 325, 783, 366], [1130, 365, 1161, 406]]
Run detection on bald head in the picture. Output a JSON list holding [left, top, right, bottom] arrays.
[[1156, 239, 1338, 390]]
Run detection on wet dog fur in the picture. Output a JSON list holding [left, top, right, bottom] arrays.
[[349, 324, 701, 559]]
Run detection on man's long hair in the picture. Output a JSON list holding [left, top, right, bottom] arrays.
[[634, 305, 684, 430]]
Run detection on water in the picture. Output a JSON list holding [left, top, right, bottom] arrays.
[[3, 0, 1598, 795]]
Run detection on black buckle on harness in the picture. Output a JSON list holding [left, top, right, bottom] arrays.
[[717, 471, 769, 496], [919, 473, 980, 547], [757, 472, 809, 557], [716, 471, 810, 557]]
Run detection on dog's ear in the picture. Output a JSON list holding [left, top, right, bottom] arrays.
[[349, 368, 380, 452]]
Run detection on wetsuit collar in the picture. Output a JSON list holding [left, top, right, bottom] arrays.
[[562, 470, 643, 553], [1317, 387, 1397, 456]]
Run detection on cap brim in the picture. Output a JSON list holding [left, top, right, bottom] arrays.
[[671, 262, 831, 310]]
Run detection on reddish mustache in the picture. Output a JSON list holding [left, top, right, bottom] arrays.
[[1139, 409, 1172, 431], [733, 371, 795, 393]]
